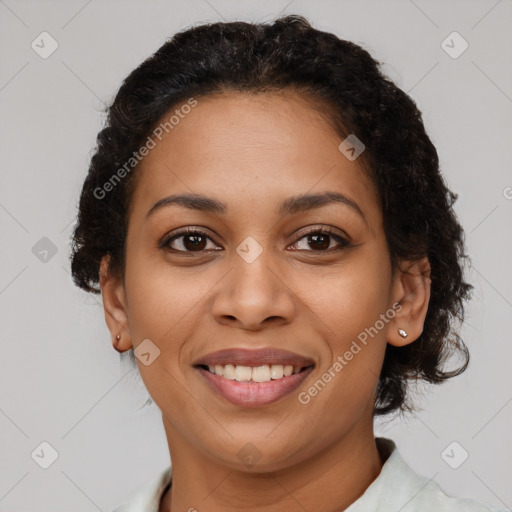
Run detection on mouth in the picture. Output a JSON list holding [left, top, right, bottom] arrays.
[[196, 362, 313, 382], [193, 348, 315, 407]]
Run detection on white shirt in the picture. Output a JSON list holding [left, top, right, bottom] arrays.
[[110, 437, 506, 512]]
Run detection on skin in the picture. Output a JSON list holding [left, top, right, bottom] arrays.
[[100, 90, 431, 512]]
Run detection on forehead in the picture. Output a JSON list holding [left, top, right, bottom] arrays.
[[128, 91, 380, 228]]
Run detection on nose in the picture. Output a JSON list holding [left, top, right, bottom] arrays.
[[211, 249, 296, 331]]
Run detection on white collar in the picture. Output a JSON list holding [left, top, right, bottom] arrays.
[[111, 437, 504, 511]]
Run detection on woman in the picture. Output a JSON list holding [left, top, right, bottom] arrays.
[[69, 14, 505, 512]]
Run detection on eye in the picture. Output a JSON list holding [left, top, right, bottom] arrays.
[[160, 228, 221, 253], [160, 226, 351, 254], [289, 227, 351, 252]]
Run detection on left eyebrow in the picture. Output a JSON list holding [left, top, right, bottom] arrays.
[[277, 191, 366, 222], [145, 191, 366, 224]]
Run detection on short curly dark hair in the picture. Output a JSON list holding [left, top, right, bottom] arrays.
[[70, 14, 472, 416]]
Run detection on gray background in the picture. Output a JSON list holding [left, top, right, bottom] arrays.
[[1, 0, 511, 510]]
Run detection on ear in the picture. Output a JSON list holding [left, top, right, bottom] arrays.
[[99, 255, 132, 352], [387, 256, 431, 347]]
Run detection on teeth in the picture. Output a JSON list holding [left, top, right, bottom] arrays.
[[270, 364, 283, 379], [223, 364, 236, 380], [234, 365, 252, 381], [205, 364, 305, 382], [252, 365, 271, 382]]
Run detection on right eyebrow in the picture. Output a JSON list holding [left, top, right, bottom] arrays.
[[146, 194, 226, 219]]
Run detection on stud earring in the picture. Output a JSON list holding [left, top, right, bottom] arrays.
[[398, 329, 408, 338], [114, 334, 123, 353]]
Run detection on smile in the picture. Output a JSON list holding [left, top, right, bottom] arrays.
[[205, 363, 305, 382], [195, 363, 314, 407]]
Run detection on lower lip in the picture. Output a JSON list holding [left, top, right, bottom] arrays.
[[196, 366, 314, 407]]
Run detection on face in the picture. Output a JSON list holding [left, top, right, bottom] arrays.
[[101, 90, 429, 472]]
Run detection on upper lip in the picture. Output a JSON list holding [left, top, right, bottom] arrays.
[[194, 348, 315, 368]]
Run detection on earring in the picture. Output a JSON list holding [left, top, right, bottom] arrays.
[[398, 329, 408, 338], [114, 334, 123, 353]]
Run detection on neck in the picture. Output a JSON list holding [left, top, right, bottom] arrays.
[[159, 414, 383, 512]]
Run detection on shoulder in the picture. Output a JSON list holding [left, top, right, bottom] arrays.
[[345, 438, 507, 512], [109, 465, 172, 512], [408, 478, 507, 512]]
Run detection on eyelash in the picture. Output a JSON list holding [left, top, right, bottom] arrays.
[[159, 226, 352, 254]]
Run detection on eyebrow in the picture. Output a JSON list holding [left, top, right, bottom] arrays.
[[146, 191, 366, 222]]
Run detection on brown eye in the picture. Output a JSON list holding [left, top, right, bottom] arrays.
[[161, 229, 219, 253], [291, 228, 351, 252], [306, 233, 330, 250], [180, 233, 208, 251]]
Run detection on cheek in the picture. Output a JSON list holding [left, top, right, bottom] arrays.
[[311, 250, 393, 344], [301, 247, 392, 399], [123, 252, 208, 407], [123, 245, 207, 342]]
